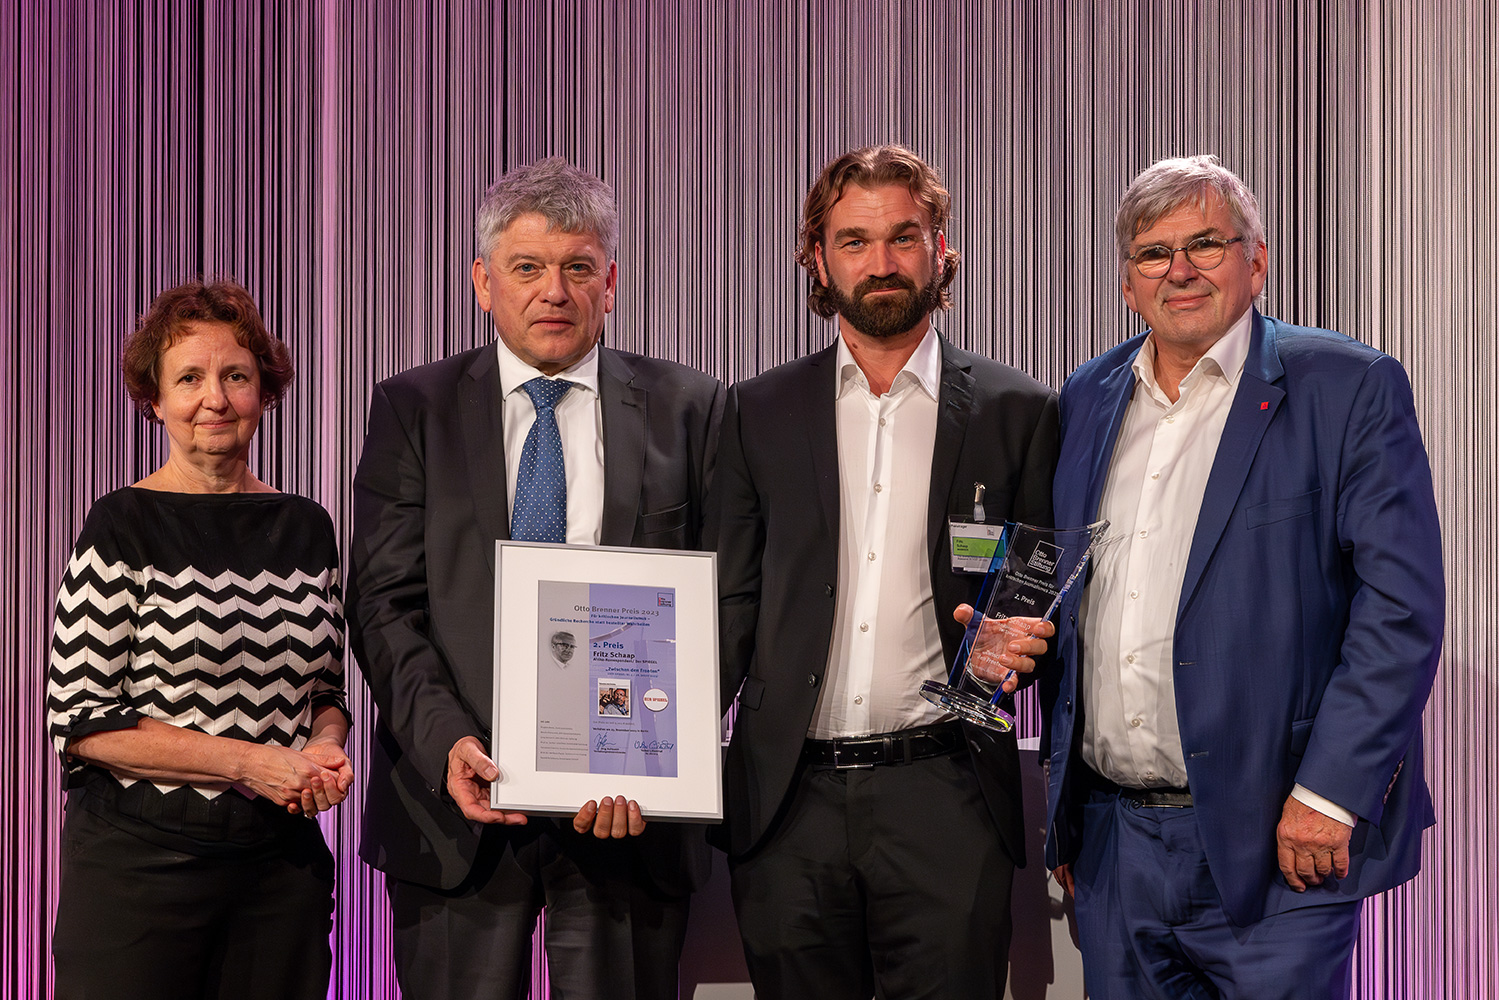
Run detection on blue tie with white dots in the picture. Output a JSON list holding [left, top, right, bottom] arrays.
[[511, 377, 573, 543]]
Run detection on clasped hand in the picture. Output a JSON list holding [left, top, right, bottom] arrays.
[[951, 604, 1054, 691], [238, 741, 354, 817], [446, 735, 646, 838]]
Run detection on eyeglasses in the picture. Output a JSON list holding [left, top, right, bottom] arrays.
[[1127, 236, 1245, 278]]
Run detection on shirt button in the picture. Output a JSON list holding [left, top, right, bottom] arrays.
[[1166, 415, 1175, 423], [874, 483, 884, 493], [854, 695, 864, 705], [807, 674, 818, 686], [1145, 770, 1156, 780], [1126, 653, 1136, 663], [1138, 529, 1148, 538], [867, 551, 876, 561], [1151, 472, 1161, 480], [1131, 718, 1142, 728], [878, 417, 887, 427], [1129, 589, 1139, 599], [859, 622, 869, 632]]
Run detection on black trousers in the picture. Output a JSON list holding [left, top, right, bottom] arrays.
[[730, 750, 1015, 1000], [387, 821, 691, 1000], [52, 801, 335, 1000]]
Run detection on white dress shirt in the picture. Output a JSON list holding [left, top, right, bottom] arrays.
[[810, 328, 950, 739], [1080, 310, 1354, 824], [495, 339, 606, 546]]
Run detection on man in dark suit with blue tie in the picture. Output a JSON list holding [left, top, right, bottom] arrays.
[[348, 158, 723, 1000], [1044, 154, 1444, 998]]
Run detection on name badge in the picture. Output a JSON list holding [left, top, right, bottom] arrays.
[[949, 518, 1002, 574]]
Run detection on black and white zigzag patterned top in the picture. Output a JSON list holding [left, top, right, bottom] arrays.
[[46, 488, 347, 820]]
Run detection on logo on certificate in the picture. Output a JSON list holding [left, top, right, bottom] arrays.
[[642, 688, 669, 712]]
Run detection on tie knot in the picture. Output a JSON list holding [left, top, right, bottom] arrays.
[[521, 377, 573, 412]]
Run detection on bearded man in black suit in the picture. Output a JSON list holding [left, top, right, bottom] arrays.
[[349, 158, 723, 1000], [712, 145, 1058, 999]]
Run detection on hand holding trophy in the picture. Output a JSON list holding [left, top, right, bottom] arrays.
[[920, 520, 1110, 732]]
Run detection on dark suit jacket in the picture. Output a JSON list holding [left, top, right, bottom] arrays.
[[349, 343, 724, 893], [712, 336, 1059, 863], [1044, 313, 1443, 925]]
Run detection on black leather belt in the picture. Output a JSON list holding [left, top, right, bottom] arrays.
[[803, 721, 966, 769], [1083, 764, 1192, 807], [1118, 787, 1193, 808]]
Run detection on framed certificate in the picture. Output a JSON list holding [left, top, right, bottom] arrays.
[[489, 540, 723, 821]]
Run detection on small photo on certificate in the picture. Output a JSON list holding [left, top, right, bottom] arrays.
[[598, 680, 632, 718]]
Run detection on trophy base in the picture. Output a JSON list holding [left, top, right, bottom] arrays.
[[919, 679, 1015, 733]]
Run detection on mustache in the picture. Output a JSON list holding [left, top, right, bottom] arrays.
[[854, 275, 917, 297]]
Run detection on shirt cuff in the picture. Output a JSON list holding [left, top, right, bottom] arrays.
[[1291, 783, 1357, 827]]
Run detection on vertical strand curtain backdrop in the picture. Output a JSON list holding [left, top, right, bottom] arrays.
[[5, 1, 1495, 997]]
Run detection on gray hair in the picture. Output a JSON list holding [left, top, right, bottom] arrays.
[[1114, 154, 1266, 266], [475, 158, 620, 262]]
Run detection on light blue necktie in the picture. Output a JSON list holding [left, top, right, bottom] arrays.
[[511, 377, 573, 543]]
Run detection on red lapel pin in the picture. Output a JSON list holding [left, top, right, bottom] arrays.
[[1260, 401, 1270, 410]]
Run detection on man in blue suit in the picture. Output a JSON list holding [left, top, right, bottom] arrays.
[[1044, 155, 1443, 999]]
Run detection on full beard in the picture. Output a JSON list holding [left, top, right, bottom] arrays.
[[824, 272, 943, 338]]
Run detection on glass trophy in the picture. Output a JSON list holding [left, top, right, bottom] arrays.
[[920, 520, 1110, 732]]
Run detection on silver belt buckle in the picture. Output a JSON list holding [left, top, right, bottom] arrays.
[[831, 740, 874, 770]]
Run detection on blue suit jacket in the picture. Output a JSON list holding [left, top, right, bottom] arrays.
[[1044, 312, 1443, 924]]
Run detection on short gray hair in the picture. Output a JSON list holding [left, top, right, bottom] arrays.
[[1114, 155, 1265, 266], [475, 158, 620, 262]]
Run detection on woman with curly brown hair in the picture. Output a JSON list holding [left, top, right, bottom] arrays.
[[46, 279, 352, 1000]]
